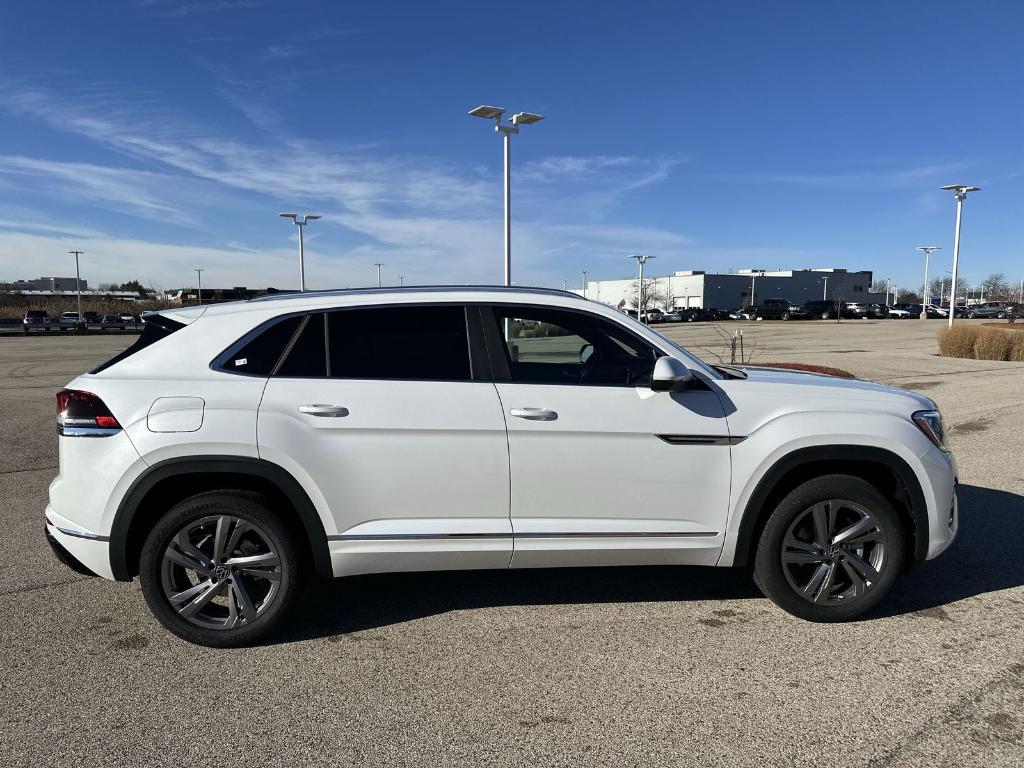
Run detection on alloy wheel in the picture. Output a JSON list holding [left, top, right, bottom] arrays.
[[160, 514, 282, 630], [781, 499, 887, 606]]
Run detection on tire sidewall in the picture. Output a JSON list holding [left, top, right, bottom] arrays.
[[753, 475, 905, 622], [139, 492, 301, 647]]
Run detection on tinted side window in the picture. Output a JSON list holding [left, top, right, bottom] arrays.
[[222, 315, 302, 375], [490, 306, 656, 386], [328, 306, 471, 381], [276, 313, 327, 377]]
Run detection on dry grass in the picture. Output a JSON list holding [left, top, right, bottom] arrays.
[[1011, 333, 1024, 362], [938, 326, 981, 358], [938, 325, 1022, 361], [974, 329, 1013, 360], [0, 296, 173, 319]]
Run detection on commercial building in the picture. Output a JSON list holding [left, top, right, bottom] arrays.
[[580, 268, 883, 310], [1, 276, 89, 292]]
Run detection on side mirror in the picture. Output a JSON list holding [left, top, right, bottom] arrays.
[[578, 343, 594, 364], [651, 356, 694, 392]]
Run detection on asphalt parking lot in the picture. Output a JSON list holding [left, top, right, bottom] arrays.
[[2, 321, 1023, 767]]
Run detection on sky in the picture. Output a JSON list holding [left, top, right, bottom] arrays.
[[0, 0, 1022, 293]]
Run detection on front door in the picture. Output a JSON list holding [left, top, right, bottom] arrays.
[[484, 304, 733, 568], [258, 304, 512, 576]]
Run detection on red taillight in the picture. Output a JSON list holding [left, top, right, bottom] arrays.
[[56, 389, 121, 435]]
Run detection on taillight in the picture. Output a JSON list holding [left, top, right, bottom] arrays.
[[56, 389, 122, 437]]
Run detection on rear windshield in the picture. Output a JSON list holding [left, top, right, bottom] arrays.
[[90, 314, 185, 374]]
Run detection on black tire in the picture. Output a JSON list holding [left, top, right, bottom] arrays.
[[782, 311, 791, 321], [753, 474, 905, 622], [139, 491, 302, 647], [820, 312, 830, 320], [967, 311, 976, 319], [997, 312, 1006, 319]]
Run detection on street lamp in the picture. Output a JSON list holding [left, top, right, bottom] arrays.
[[278, 212, 322, 292], [822, 275, 828, 300], [581, 270, 588, 298], [468, 105, 545, 286], [195, 268, 204, 305], [69, 250, 84, 322], [940, 185, 980, 326], [373, 262, 384, 288], [398, 275, 406, 286], [915, 246, 939, 318], [628, 254, 656, 323]]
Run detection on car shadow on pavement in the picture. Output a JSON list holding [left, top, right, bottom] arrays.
[[882, 483, 1024, 617], [277, 483, 1023, 643], [280, 563, 763, 643]]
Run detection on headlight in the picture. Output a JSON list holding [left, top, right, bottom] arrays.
[[912, 410, 947, 451]]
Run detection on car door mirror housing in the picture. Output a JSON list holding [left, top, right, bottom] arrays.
[[651, 356, 693, 392]]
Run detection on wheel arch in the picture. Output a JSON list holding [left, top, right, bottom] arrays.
[[730, 445, 928, 572], [110, 456, 332, 581]]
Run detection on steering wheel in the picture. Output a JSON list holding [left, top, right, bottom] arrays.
[[579, 346, 637, 385]]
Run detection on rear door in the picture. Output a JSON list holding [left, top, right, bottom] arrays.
[[483, 304, 733, 569], [257, 304, 512, 576]]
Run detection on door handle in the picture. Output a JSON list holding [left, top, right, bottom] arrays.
[[298, 404, 350, 418], [509, 407, 558, 421]]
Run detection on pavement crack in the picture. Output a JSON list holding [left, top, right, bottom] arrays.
[[0, 576, 91, 597]]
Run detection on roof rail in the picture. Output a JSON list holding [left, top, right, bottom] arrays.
[[249, 285, 586, 303]]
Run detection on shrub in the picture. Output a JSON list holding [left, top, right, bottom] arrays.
[[974, 328, 1012, 360], [937, 326, 980, 358]]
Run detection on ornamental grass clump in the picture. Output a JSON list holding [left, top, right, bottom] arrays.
[[973, 328, 1013, 360], [937, 326, 981, 358]]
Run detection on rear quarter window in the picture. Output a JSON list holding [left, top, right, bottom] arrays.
[[219, 315, 304, 376]]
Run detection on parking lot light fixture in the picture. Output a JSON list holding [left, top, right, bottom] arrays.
[[582, 270, 588, 298], [398, 275, 405, 286], [940, 185, 980, 326], [468, 104, 545, 286], [69, 250, 83, 321], [628, 254, 655, 322], [916, 246, 940, 318], [279, 213, 321, 292], [194, 268, 204, 305], [374, 262, 384, 288]]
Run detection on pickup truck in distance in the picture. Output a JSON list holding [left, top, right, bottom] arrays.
[[748, 298, 807, 321]]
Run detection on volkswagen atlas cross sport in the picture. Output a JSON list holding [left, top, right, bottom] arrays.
[[46, 287, 958, 646]]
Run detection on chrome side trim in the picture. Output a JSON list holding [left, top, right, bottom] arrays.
[[51, 524, 110, 542], [656, 434, 746, 446], [329, 531, 718, 541], [57, 425, 123, 438]]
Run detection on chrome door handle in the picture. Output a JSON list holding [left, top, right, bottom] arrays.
[[298, 404, 349, 417], [509, 407, 558, 421]]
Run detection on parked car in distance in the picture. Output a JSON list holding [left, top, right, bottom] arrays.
[[967, 301, 1014, 319], [661, 310, 683, 322], [729, 306, 753, 320], [46, 286, 959, 646], [99, 315, 126, 331], [82, 311, 102, 325], [895, 303, 946, 319], [747, 298, 807, 321], [885, 306, 913, 319], [843, 302, 871, 319], [119, 313, 139, 324], [57, 312, 85, 332], [22, 309, 51, 333], [803, 300, 842, 320]]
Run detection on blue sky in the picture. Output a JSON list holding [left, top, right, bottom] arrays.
[[0, 0, 1021, 292]]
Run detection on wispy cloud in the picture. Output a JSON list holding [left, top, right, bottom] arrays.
[[139, 0, 268, 19], [721, 162, 970, 189]]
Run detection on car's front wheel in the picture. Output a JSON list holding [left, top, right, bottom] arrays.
[[139, 491, 301, 646], [753, 474, 904, 622]]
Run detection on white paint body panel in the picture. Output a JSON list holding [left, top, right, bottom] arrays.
[[147, 396, 205, 433], [257, 378, 513, 572]]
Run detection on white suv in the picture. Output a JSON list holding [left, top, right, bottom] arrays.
[[46, 287, 958, 646]]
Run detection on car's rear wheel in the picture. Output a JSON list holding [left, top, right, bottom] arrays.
[[753, 475, 904, 622], [997, 311, 1007, 319], [139, 491, 301, 646]]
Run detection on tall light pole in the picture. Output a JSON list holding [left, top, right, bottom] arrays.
[[468, 105, 544, 286], [69, 250, 84, 321], [916, 246, 940, 318], [940, 185, 980, 326], [278, 212, 321, 291], [628, 254, 655, 323], [822, 276, 829, 300], [195, 268, 204, 305], [398, 275, 406, 286], [374, 262, 384, 288], [581, 270, 588, 298]]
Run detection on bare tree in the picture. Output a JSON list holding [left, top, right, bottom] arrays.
[[629, 278, 667, 311], [694, 325, 760, 365]]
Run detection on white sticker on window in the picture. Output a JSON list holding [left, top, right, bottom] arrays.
[[234, 357, 248, 366]]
